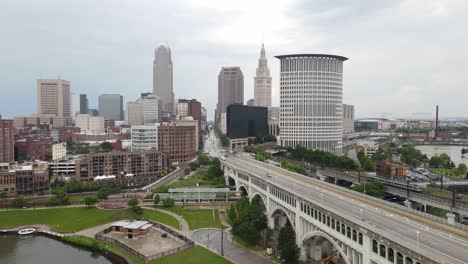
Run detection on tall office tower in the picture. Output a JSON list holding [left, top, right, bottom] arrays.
[[342, 104, 355, 134], [254, 44, 272, 107], [216, 67, 244, 128], [0, 115, 14, 162], [276, 54, 347, 155], [153, 43, 174, 114], [98, 94, 123, 120], [125, 99, 144, 126], [71, 94, 89, 119], [143, 94, 162, 124], [37, 79, 70, 117], [79, 94, 88, 114]]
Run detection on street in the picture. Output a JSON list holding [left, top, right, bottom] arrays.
[[203, 129, 225, 158]]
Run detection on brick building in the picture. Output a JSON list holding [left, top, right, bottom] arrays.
[[157, 123, 197, 163], [376, 160, 407, 181], [2, 161, 50, 196], [16, 137, 54, 161], [0, 115, 14, 163], [75, 151, 170, 186]]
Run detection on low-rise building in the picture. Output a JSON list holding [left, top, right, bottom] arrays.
[[76, 114, 105, 134], [376, 160, 407, 181], [75, 151, 170, 186], [356, 141, 378, 159], [111, 220, 152, 239], [1, 161, 50, 196], [16, 137, 54, 161]]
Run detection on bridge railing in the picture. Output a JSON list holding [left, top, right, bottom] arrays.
[[226, 160, 468, 232], [313, 174, 468, 232]]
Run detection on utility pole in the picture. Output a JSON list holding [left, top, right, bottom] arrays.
[[220, 224, 224, 256]]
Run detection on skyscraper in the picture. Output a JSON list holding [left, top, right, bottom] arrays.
[[254, 44, 272, 107], [37, 79, 70, 117], [71, 94, 88, 119], [98, 94, 123, 121], [216, 67, 244, 128], [276, 54, 347, 155], [153, 43, 174, 114], [79, 94, 89, 114], [125, 99, 144, 126], [0, 115, 14, 163]]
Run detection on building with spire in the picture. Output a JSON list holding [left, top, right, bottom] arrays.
[[153, 43, 174, 114], [254, 44, 272, 107]]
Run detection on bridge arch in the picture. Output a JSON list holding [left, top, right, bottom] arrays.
[[269, 206, 295, 230], [301, 231, 351, 264], [251, 192, 267, 211], [237, 185, 248, 197]]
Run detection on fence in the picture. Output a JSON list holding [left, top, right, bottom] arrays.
[[95, 221, 195, 263]]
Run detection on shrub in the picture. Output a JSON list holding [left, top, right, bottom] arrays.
[[11, 196, 27, 208], [127, 198, 139, 207], [153, 194, 161, 205], [84, 196, 97, 207], [162, 197, 175, 207]]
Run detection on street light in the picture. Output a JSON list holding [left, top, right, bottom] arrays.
[[416, 231, 420, 247], [360, 208, 363, 221]]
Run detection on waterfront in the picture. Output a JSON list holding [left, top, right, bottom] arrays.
[[416, 145, 468, 166], [0, 235, 112, 264]]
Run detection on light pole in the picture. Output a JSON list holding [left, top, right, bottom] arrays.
[[416, 231, 420, 247], [360, 208, 363, 221]]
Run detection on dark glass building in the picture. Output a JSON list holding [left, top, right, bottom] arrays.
[[227, 104, 268, 139]]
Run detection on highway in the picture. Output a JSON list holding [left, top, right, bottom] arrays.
[[226, 156, 468, 264]]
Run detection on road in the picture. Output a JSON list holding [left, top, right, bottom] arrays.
[[204, 130, 224, 158], [192, 229, 272, 264], [226, 156, 468, 264]]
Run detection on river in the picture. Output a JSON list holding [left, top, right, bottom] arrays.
[[0, 235, 112, 264], [415, 145, 468, 166]]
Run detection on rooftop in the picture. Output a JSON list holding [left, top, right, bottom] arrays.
[[275, 54, 348, 61]]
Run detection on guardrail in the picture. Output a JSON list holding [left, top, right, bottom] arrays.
[[95, 220, 195, 263]]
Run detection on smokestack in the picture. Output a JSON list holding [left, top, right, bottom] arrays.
[[435, 105, 439, 140]]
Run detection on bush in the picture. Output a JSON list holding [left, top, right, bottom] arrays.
[[153, 194, 161, 205], [0, 191, 7, 198], [11, 196, 27, 208], [162, 197, 175, 207], [154, 185, 169, 193], [84, 196, 97, 207], [127, 198, 139, 207], [132, 205, 143, 215]]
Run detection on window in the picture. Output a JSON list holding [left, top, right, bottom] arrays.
[[372, 240, 378, 253], [388, 248, 394, 262], [380, 245, 386, 258]]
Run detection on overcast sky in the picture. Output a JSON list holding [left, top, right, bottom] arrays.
[[1, 0, 467, 120]]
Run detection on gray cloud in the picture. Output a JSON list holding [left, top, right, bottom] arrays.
[[0, 0, 467, 120]]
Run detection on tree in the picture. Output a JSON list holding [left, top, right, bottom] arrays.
[[84, 196, 97, 207], [198, 153, 210, 166], [456, 163, 467, 176], [162, 197, 175, 207], [277, 223, 299, 263], [100, 142, 113, 152], [357, 150, 367, 167], [229, 198, 268, 245], [153, 194, 161, 205], [184, 168, 191, 175], [11, 196, 27, 208], [363, 159, 375, 171], [207, 158, 224, 179], [154, 185, 169, 193], [53, 187, 69, 205], [127, 198, 139, 207], [429, 156, 443, 168], [97, 187, 111, 200], [0, 191, 7, 198]]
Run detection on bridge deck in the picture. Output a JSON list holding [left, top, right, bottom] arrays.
[[225, 156, 468, 264]]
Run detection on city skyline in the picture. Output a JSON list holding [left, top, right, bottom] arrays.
[[1, 1, 467, 120]]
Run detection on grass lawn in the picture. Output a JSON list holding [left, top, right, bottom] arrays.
[[0, 207, 179, 232], [155, 245, 232, 264], [169, 171, 224, 188], [158, 205, 222, 230], [64, 236, 231, 264], [231, 235, 265, 252], [426, 205, 449, 217]]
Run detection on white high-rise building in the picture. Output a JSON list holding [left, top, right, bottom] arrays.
[[76, 114, 105, 134], [125, 99, 144, 126], [37, 79, 70, 117], [254, 44, 272, 107], [343, 104, 355, 134], [276, 54, 348, 155], [131, 124, 158, 151], [143, 94, 161, 124], [153, 43, 174, 114]]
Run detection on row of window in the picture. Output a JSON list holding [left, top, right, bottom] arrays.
[[270, 187, 296, 207], [372, 240, 420, 264], [301, 202, 363, 245]]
